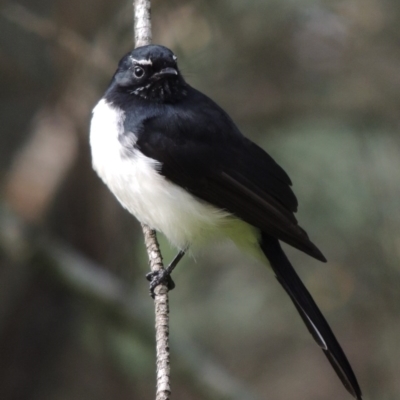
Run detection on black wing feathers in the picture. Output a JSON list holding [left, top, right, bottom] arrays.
[[136, 86, 324, 261]]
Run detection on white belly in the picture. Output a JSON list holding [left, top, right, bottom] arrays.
[[90, 99, 262, 255]]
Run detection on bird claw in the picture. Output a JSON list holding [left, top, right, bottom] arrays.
[[146, 270, 176, 298]]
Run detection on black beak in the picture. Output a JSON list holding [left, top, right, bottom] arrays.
[[151, 67, 178, 80]]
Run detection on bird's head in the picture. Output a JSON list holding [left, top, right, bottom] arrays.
[[110, 45, 187, 103]]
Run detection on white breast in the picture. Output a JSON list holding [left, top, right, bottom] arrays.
[[90, 99, 253, 251]]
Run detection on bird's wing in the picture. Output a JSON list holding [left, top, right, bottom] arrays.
[[134, 91, 325, 261]]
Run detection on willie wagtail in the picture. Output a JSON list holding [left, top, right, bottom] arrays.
[[90, 44, 362, 399]]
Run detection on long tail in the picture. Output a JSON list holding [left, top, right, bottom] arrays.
[[260, 234, 362, 400]]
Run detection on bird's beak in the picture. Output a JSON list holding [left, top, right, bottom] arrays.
[[151, 67, 178, 80]]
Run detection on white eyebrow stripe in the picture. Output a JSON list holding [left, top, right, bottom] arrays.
[[130, 57, 153, 65]]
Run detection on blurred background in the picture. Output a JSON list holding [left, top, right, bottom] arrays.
[[0, 0, 399, 399]]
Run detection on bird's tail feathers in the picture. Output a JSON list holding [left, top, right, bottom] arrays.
[[260, 234, 362, 400]]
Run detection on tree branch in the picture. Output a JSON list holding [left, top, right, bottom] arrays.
[[134, 1, 171, 399], [141, 224, 171, 400], [134, 0, 152, 47]]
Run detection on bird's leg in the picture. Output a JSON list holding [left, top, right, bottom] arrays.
[[146, 250, 186, 298], [165, 249, 186, 275]]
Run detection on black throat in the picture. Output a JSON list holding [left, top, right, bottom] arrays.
[[130, 77, 188, 103], [106, 76, 188, 105]]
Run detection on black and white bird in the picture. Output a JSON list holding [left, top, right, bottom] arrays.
[[90, 44, 362, 399]]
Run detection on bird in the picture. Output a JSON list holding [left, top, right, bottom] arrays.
[[90, 44, 362, 399]]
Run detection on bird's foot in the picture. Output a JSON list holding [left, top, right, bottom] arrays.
[[146, 269, 175, 298], [145, 249, 186, 298]]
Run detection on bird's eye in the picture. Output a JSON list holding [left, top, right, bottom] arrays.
[[134, 66, 145, 78]]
